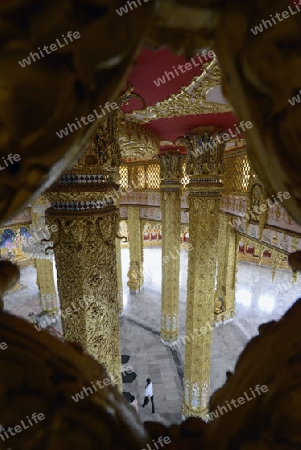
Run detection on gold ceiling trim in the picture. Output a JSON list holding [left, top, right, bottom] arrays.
[[119, 119, 160, 162], [125, 58, 232, 124], [236, 232, 289, 257]]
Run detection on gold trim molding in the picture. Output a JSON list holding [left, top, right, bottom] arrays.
[[119, 119, 160, 162], [236, 232, 288, 257], [125, 58, 232, 124]]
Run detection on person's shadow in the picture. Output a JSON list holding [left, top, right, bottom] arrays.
[[122, 371, 137, 383], [121, 354, 137, 383], [122, 391, 132, 402]]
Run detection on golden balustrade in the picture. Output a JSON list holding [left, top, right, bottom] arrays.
[[223, 147, 254, 196], [120, 147, 253, 196]]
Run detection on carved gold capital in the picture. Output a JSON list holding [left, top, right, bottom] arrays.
[[178, 128, 225, 180], [159, 152, 183, 182]]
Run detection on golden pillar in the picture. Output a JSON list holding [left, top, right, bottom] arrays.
[[34, 258, 58, 314], [214, 212, 237, 324], [127, 206, 144, 293], [115, 194, 123, 315], [180, 129, 225, 419], [45, 119, 123, 390], [116, 235, 124, 315], [24, 197, 59, 315], [159, 153, 182, 344]]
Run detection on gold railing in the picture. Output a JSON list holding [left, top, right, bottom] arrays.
[[119, 161, 161, 191], [120, 160, 190, 191], [223, 147, 253, 195], [120, 148, 254, 195], [119, 165, 128, 190]]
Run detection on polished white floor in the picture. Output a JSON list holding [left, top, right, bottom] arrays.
[[120, 247, 301, 424], [3, 247, 301, 425]]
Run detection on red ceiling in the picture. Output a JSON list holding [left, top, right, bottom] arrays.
[[122, 46, 238, 142], [144, 113, 237, 143], [123, 46, 210, 108]]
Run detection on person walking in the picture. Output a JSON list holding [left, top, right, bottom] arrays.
[[141, 378, 155, 413]]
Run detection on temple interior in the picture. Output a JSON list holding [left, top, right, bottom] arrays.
[[1, 1, 301, 448], [3, 248, 301, 427], [1, 42, 301, 426]]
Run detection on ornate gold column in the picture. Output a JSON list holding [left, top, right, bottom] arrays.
[[127, 206, 144, 293], [115, 192, 123, 315], [34, 258, 58, 314], [45, 115, 123, 390], [215, 212, 237, 324], [180, 128, 225, 419], [116, 235, 124, 315], [159, 152, 182, 344], [24, 197, 59, 315]]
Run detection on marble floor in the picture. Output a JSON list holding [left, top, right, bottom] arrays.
[[3, 247, 301, 426], [120, 248, 301, 424]]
